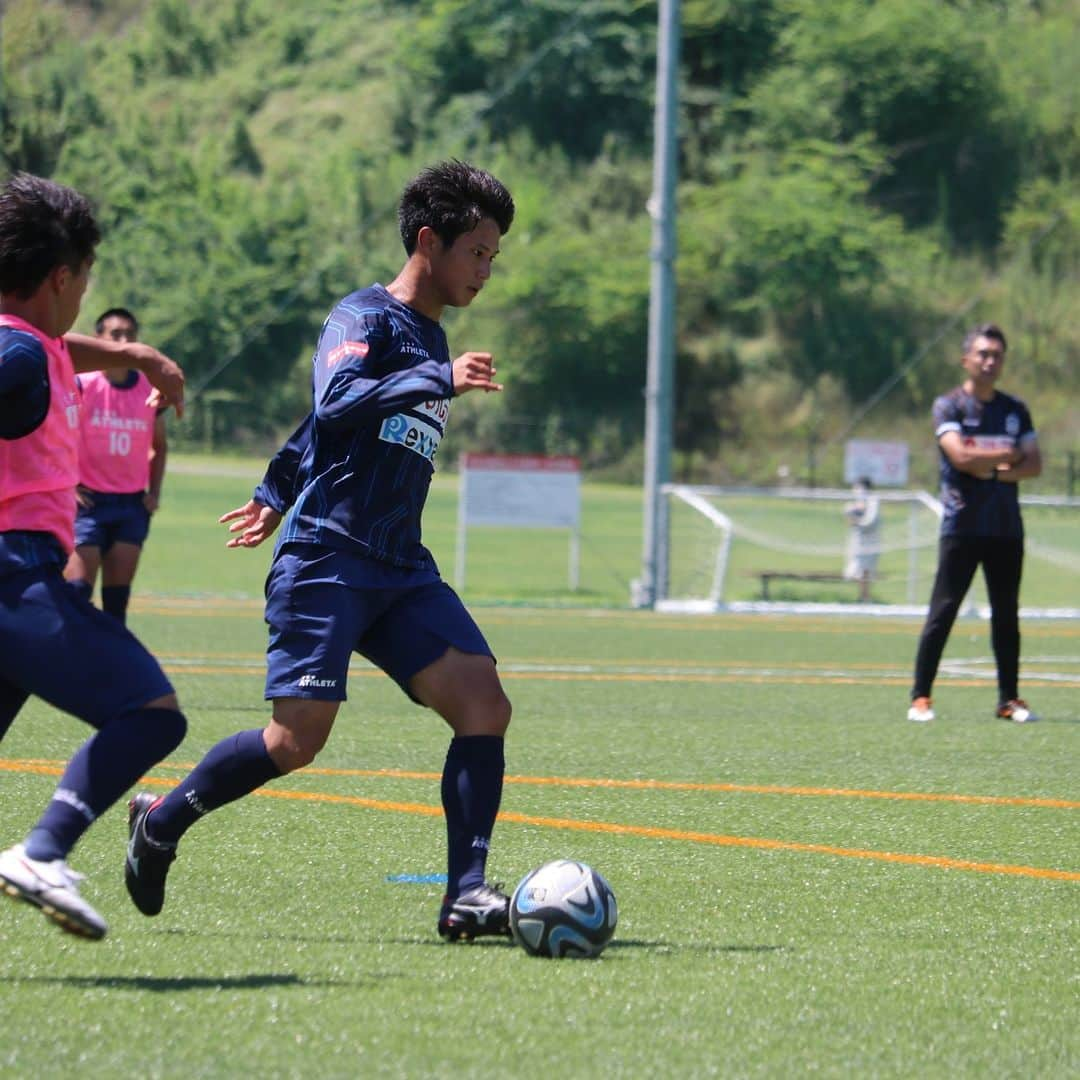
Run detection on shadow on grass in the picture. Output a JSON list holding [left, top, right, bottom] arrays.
[[3, 972, 374, 992], [394, 937, 787, 956], [156, 926, 365, 946], [606, 939, 787, 955]]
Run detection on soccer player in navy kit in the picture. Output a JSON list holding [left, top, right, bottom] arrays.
[[907, 324, 1042, 724], [125, 161, 517, 939]]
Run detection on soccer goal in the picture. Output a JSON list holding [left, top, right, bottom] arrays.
[[656, 484, 1080, 618]]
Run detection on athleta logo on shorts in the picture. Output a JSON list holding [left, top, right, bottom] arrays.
[[298, 674, 337, 688], [379, 412, 443, 461]]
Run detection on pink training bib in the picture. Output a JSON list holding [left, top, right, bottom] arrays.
[[77, 369, 157, 493], [0, 315, 80, 552]]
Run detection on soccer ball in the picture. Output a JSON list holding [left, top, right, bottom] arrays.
[[509, 859, 618, 958]]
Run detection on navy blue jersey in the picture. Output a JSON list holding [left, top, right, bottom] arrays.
[[0, 326, 50, 440], [933, 386, 1036, 538], [256, 285, 454, 571]]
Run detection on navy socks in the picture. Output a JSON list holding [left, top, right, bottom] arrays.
[[145, 728, 281, 846], [102, 584, 131, 624], [24, 707, 187, 863], [441, 735, 505, 897]]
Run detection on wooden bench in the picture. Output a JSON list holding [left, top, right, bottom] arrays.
[[756, 571, 865, 601]]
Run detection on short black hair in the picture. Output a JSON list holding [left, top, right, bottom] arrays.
[[398, 160, 515, 255], [95, 307, 139, 335], [0, 172, 100, 299], [962, 322, 1007, 354]]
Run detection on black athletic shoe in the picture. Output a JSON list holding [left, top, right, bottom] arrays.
[[124, 793, 177, 916], [438, 882, 512, 941]]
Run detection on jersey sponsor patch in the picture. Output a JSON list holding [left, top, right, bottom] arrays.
[[326, 340, 370, 367], [378, 412, 443, 461], [415, 397, 450, 424], [963, 434, 1014, 450]]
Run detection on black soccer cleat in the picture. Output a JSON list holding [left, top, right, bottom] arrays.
[[124, 793, 177, 916], [438, 882, 512, 942]]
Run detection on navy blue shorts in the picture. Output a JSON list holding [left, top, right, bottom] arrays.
[[0, 564, 174, 731], [74, 491, 151, 551], [263, 548, 494, 703]]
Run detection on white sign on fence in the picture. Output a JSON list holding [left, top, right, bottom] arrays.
[[456, 454, 582, 590], [844, 439, 909, 487]]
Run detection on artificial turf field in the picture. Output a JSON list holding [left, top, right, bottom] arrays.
[[1, 462, 1077, 1077]]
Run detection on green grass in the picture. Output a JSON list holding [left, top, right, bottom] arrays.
[[1, 456, 1077, 1077]]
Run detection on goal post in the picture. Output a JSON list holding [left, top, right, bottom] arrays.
[[655, 484, 1080, 618]]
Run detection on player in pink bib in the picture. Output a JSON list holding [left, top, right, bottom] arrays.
[[64, 307, 168, 624], [0, 172, 187, 941]]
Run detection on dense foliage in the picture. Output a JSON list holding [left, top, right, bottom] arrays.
[[2, 0, 1077, 483]]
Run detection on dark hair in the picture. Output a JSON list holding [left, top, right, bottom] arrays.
[[0, 172, 100, 299], [95, 307, 139, 335], [398, 160, 515, 255], [962, 322, 1007, 354]]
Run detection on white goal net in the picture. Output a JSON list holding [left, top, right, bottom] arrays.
[[656, 484, 1080, 618]]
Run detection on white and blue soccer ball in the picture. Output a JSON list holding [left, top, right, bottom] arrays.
[[509, 859, 617, 958]]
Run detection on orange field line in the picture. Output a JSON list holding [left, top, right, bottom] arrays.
[[309, 767, 1080, 809], [1, 761, 1075, 882], [4, 759, 1075, 809]]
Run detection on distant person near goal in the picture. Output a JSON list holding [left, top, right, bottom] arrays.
[[907, 323, 1042, 724], [843, 476, 880, 603], [64, 307, 168, 625]]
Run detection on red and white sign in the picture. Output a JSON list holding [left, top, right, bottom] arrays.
[[844, 439, 909, 487], [462, 454, 579, 473], [460, 454, 581, 527]]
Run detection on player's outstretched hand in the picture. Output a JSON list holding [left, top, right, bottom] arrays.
[[132, 344, 185, 417], [219, 499, 282, 548], [452, 351, 502, 396]]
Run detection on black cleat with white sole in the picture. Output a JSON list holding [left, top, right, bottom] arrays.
[[438, 882, 512, 941], [125, 793, 177, 916]]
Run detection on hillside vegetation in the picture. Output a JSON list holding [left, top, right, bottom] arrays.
[[3, 0, 1078, 486]]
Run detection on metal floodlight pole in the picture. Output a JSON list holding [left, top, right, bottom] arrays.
[[637, 0, 680, 609]]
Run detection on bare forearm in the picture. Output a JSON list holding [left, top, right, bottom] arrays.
[[66, 333, 138, 373], [66, 334, 185, 415], [997, 455, 1042, 483], [148, 446, 167, 500]]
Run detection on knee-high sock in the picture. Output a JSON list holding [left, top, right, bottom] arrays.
[[102, 584, 131, 624], [25, 708, 187, 863], [441, 735, 505, 897], [145, 728, 281, 845]]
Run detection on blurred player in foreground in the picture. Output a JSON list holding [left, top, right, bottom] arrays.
[[125, 160, 517, 941], [907, 323, 1042, 724], [64, 307, 168, 624], [0, 172, 187, 939]]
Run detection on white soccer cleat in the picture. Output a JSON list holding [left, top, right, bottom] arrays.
[[997, 699, 1038, 724], [907, 696, 935, 723], [0, 844, 107, 940]]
